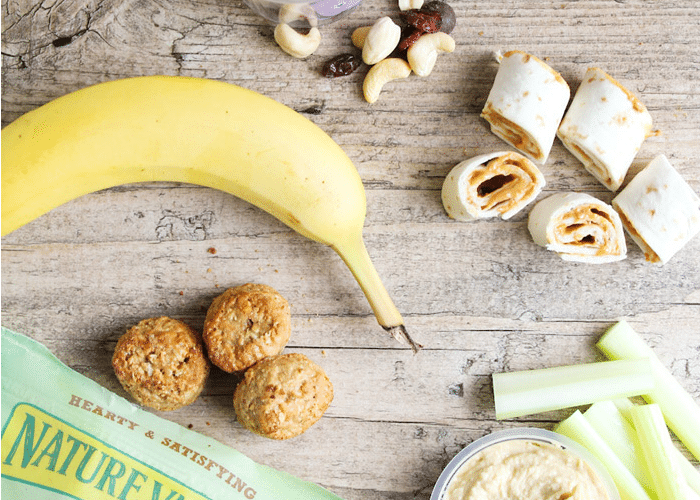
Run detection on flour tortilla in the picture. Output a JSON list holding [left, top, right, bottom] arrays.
[[442, 151, 545, 220], [612, 154, 700, 264], [481, 51, 570, 164], [528, 192, 627, 263], [557, 67, 653, 192]]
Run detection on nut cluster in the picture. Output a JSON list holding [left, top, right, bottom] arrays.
[[271, 0, 457, 103], [327, 0, 457, 103]]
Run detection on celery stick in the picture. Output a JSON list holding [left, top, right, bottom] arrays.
[[493, 358, 654, 419], [613, 397, 637, 419], [630, 404, 688, 500], [597, 320, 700, 461], [613, 398, 700, 496], [677, 454, 700, 499], [554, 410, 653, 500], [688, 487, 700, 500], [584, 401, 655, 495]]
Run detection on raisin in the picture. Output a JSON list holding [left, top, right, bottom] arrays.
[[421, 1, 456, 34], [400, 9, 442, 33], [321, 53, 362, 78]]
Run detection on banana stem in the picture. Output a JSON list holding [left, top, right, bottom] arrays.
[[333, 233, 421, 353]]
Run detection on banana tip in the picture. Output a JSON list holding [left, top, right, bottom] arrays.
[[384, 325, 422, 353]]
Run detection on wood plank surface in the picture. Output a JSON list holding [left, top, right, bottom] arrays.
[[2, 0, 699, 498]]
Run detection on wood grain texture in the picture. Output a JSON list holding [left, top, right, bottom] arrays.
[[2, 0, 699, 498]]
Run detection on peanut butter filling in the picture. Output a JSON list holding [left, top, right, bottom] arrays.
[[613, 206, 661, 263], [560, 138, 616, 190], [465, 152, 541, 213], [552, 204, 624, 257], [481, 102, 542, 160]]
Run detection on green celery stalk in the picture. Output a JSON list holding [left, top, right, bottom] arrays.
[[597, 320, 700, 461], [554, 410, 653, 500], [612, 397, 637, 418], [583, 401, 655, 496], [612, 398, 700, 497], [671, 450, 700, 498], [630, 404, 688, 500], [493, 358, 654, 419]]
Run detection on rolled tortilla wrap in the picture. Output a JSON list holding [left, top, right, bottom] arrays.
[[481, 50, 570, 164], [441, 151, 545, 220], [612, 154, 700, 264], [557, 67, 653, 192], [528, 192, 627, 263]]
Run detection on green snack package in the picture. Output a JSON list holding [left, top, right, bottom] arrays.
[[1, 327, 343, 500]]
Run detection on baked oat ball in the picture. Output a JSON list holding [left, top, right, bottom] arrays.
[[112, 317, 209, 411], [203, 283, 291, 373], [233, 353, 333, 440]]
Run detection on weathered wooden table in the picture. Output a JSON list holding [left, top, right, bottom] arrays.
[[2, 0, 699, 498]]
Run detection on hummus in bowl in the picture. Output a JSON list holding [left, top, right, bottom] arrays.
[[431, 428, 619, 500]]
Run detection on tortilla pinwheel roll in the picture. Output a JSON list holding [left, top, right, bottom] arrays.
[[528, 192, 627, 263], [441, 151, 545, 220], [481, 50, 570, 164], [557, 67, 653, 192], [612, 154, 700, 264]]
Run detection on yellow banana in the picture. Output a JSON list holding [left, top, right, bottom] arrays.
[[2, 75, 420, 352]]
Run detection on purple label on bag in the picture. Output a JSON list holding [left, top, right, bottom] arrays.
[[311, 0, 362, 17]]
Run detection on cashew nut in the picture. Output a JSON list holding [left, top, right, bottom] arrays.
[[274, 23, 322, 59], [398, 0, 424, 10], [406, 32, 455, 77], [362, 16, 401, 65], [351, 26, 371, 49], [278, 3, 318, 28], [362, 58, 412, 104]]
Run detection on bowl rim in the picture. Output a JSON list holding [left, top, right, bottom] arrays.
[[430, 427, 620, 500]]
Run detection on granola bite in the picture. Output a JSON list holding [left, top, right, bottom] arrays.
[[112, 317, 209, 411], [233, 353, 333, 440], [203, 284, 291, 373]]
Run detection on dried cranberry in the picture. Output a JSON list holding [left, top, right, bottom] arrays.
[[421, 1, 456, 34], [399, 9, 442, 33], [321, 53, 362, 78]]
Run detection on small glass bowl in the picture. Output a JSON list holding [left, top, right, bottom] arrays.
[[244, 0, 363, 27], [431, 428, 620, 500]]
